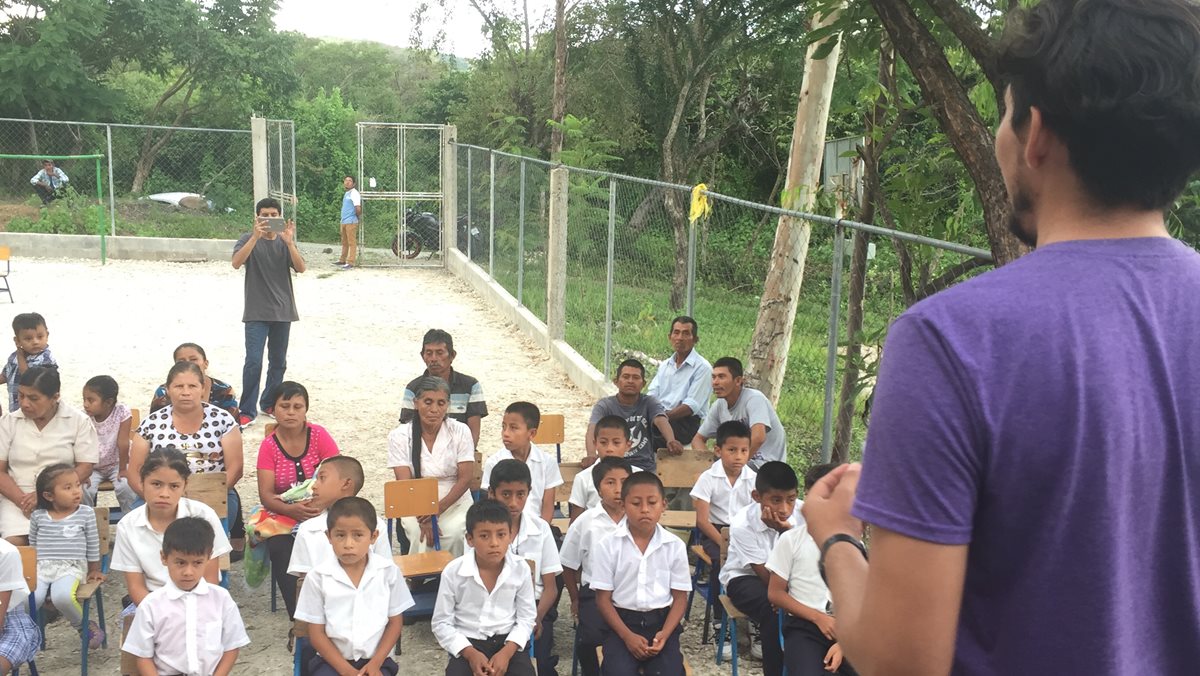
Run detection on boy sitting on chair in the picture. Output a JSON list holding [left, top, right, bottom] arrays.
[[567, 416, 640, 522], [288, 456, 391, 580], [123, 517, 250, 676], [481, 402, 563, 523], [294, 497, 414, 676], [432, 498, 537, 676], [591, 472, 691, 676]]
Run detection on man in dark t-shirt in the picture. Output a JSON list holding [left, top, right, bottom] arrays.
[[802, 2, 1200, 675], [398, 329, 487, 446], [232, 197, 306, 426]]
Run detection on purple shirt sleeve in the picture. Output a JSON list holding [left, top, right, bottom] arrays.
[[851, 313, 985, 546]]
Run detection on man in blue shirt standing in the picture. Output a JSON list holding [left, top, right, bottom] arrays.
[[30, 160, 69, 205], [336, 175, 361, 270]]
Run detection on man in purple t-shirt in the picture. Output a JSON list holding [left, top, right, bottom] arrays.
[[802, 1, 1200, 674]]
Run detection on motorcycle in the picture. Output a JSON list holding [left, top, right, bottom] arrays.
[[390, 208, 482, 259]]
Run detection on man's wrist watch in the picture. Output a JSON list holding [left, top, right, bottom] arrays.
[[818, 533, 868, 586]]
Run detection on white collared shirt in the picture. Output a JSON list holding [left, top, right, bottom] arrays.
[[386, 418, 476, 501], [294, 551, 415, 661], [111, 498, 232, 592], [560, 505, 626, 588], [0, 539, 29, 615], [508, 514, 561, 599], [765, 524, 830, 613], [719, 499, 803, 587], [647, 349, 713, 416], [589, 522, 691, 611], [432, 550, 537, 656], [567, 463, 642, 511], [287, 509, 393, 576], [689, 460, 757, 526], [480, 443, 564, 518], [122, 578, 250, 676]]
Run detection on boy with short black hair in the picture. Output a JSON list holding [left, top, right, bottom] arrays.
[[568, 415, 641, 521], [585, 359, 684, 471], [591, 472, 690, 675], [488, 459, 564, 676], [722, 460, 802, 672], [288, 456, 392, 582], [0, 312, 55, 412], [561, 457, 632, 676], [767, 463, 857, 676], [123, 517, 250, 676], [295, 496, 413, 676], [482, 401, 564, 523], [433, 498, 537, 676]]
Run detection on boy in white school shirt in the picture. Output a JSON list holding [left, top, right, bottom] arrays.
[[123, 517, 250, 676], [591, 472, 691, 676], [432, 498, 537, 676], [689, 420, 757, 631], [567, 415, 640, 522], [287, 456, 392, 585], [294, 497, 414, 676], [720, 460, 802, 671], [488, 459, 563, 676], [481, 402, 563, 524], [560, 457, 633, 676]]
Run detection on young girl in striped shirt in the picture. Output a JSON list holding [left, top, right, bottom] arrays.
[[28, 463, 105, 649]]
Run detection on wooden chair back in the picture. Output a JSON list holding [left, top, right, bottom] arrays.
[[265, 422, 278, 437], [96, 507, 111, 559], [18, 545, 35, 591], [184, 471, 228, 520], [0, 246, 10, 263], [130, 408, 141, 432], [556, 461, 583, 504], [719, 527, 731, 565], [470, 452, 484, 493], [532, 414, 565, 444], [384, 478, 440, 520], [656, 448, 713, 489]]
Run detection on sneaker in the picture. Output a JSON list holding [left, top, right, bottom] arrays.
[[708, 618, 724, 642], [87, 621, 105, 650], [237, 413, 256, 428], [332, 261, 346, 267], [749, 621, 764, 660], [338, 262, 353, 270]]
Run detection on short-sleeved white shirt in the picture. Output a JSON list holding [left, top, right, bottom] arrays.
[[559, 506, 625, 587], [567, 463, 642, 511], [286, 509, 393, 576], [689, 460, 757, 526], [386, 419, 475, 504], [506, 514, 562, 599], [294, 551, 415, 661], [0, 538, 29, 615], [122, 579, 250, 676], [481, 443, 563, 518], [765, 523, 829, 613], [589, 522, 691, 611], [432, 550, 538, 657], [719, 499, 803, 586], [111, 498, 232, 593]]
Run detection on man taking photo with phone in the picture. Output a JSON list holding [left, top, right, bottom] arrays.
[[232, 197, 306, 427]]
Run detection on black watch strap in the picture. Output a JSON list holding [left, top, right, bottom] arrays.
[[818, 533, 868, 585]]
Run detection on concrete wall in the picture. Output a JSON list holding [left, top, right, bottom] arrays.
[[0, 232, 242, 262]]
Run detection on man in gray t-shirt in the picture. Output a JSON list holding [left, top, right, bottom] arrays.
[[231, 197, 306, 425], [693, 356, 786, 469], [586, 358, 685, 471]]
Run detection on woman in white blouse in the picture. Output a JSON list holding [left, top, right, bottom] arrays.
[[387, 376, 475, 556], [0, 367, 99, 544]]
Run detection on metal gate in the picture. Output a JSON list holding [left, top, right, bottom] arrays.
[[356, 122, 447, 267], [264, 119, 297, 221]]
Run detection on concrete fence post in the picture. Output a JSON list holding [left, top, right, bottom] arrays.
[[250, 116, 268, 206], [442, 125, 459, 255], [547, 165, 570, 341]]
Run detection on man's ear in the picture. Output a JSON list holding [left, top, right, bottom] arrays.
[[1022, 105, 1054, 170]]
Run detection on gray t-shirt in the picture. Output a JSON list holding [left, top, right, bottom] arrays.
[[589, 394, 667, 470], [698, 387, 786, 468], [234, 234, 298, 322]]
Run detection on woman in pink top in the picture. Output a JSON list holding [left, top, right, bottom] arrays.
[[254, 381, 339, 617]]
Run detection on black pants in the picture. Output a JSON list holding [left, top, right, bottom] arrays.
[[33, 184, 61, 204], [446, 635, 536, 676], [536, 600, 559, 676], [309, 655, 398, 676], [727, 576, 784, 676], [697, 527, 726, 619], [783, 616, 859, 676], [601, 607, 683, 676], [576, 587, 605, 676], [651, 415, 702, 449], [266, 533, 299, 618]]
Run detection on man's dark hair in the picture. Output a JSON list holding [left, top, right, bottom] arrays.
[[621, 470, 665, 499], [467, 498, 513, 533], [327, 496, 377, 531], [421, 329, 455, 355], [804, 463, 841, 492], [997, 0, 1200, 210], [715, 420, 752, 447], [255, 197, 283, 215], [490, 458, 533, 490], [162, 517, 215, 557], [594, 414, 630, 440], [12, 312, 46, 334], [670, 316, 699, 339], [592, 456, 633, 490], [504, 401, 540, 430], [616, 358, 645, 379], [320, 455, 365, 494], [713, 356, 744, 379], [755, 461, 799, 494], [344, 175, 355, 184]]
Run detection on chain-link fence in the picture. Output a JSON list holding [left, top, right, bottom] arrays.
[[265, 118, 297, 222], [453, 142, 994, 469], [0, 117, 254, 240], [354, 122, 444, 267]]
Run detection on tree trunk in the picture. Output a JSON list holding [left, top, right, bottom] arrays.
[[869, 0, 1025, 264], [744, 5, 845, 402], [549, 0, 568, 157], [666, 187, 689, 310]]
